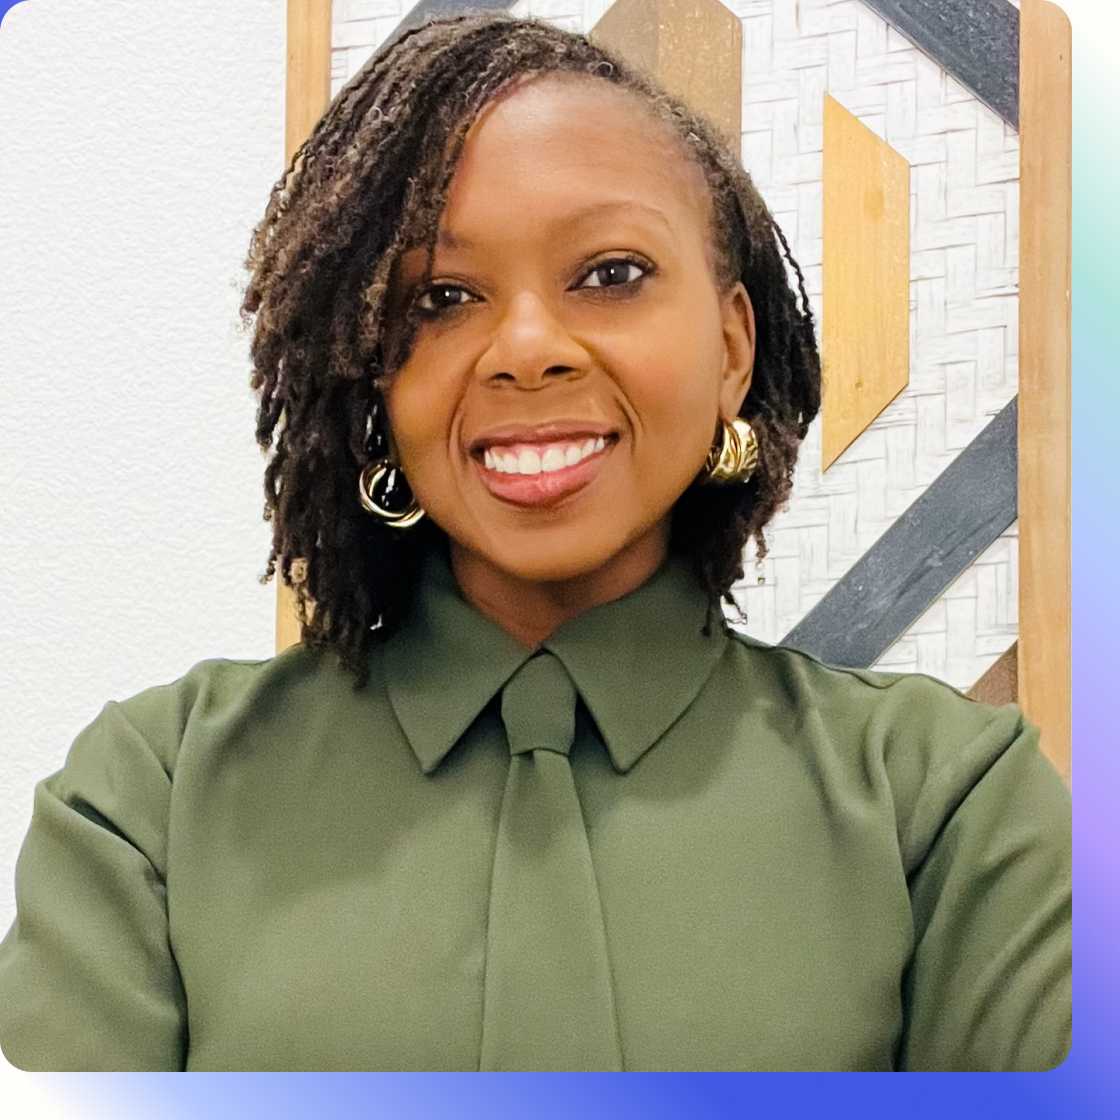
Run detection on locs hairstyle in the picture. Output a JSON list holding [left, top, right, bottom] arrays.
[[239, 10, 821, 689]]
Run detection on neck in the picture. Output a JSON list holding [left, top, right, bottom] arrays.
[[448, 525, 671, 650]]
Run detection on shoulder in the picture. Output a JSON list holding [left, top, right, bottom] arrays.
[[83, 643, 343, 778], [34, 650, 326, 879], [721, 628, 1048, 867], [722, 625, 1004, 738]]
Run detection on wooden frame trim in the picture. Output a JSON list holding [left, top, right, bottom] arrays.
[[276, 0, 333, 654], [1018, 0, 1072, 783]]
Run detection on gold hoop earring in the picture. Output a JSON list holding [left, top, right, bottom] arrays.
[[357, 398, 426, 529], [358, 461, 426, 529], [702, 417, 759, 485]]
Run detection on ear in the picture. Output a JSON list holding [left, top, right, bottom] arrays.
[[717, 281, 756, 420]]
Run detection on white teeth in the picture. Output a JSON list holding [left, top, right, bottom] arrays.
[[481, 436, 612, 476], [541, 446, 566, 472], [517, 448, 542, 475]]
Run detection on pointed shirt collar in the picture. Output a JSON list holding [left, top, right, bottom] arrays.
[[382, 540, 729, 775]]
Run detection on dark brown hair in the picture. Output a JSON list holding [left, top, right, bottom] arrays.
[[239, 10, 821, 688]]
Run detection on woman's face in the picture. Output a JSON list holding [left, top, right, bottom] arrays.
[[383, 72, 755, 586]]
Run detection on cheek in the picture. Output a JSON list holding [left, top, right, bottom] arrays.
[[383, 362, 454, 468], [622, 325, 721, 457]]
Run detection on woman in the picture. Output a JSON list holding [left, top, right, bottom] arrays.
[[0, 12, 1070, 1071]]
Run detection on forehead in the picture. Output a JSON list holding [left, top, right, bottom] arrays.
[[401, 73, 712, 263]]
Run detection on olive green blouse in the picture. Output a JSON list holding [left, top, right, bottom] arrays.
[[0, 541, 1071, 1071]]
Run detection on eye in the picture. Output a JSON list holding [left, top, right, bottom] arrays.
[[414, 282, 478, 317], [576, 255, 653, 291]]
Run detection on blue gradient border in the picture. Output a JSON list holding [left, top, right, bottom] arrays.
[[1, 0, 1114, 1113]]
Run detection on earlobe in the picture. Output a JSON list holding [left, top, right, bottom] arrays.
[[719, 281, 756, 418]]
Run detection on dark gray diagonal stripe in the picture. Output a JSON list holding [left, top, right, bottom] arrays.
[[781, 398, 1018, 668], [861, 0, 1020, 128], [380, 0, 518, 56]]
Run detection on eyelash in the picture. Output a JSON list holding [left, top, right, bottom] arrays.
[[413, 253, 656, 319]]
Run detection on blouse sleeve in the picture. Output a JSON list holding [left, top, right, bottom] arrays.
[[896, 703, 1071, 1071], [0, 695, 188, 1071]]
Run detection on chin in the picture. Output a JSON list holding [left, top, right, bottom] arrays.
[[471, 520, 664, 588], [493, 542, 619, 585]]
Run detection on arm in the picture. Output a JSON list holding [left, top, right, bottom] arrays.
[[897, 705, 1071, 1071], [0, 698, 188, 1071]]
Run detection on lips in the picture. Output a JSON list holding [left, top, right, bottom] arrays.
[[471, 433, 619, 509]]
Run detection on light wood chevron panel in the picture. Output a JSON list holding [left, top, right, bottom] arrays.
[[590, 0, 741, 147], [821, 94, 909, 472]]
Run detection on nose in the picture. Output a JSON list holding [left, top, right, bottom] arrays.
[[474, 291, 590, 389]]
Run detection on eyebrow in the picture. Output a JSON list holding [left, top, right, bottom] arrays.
[[435, 199, 675, 250]]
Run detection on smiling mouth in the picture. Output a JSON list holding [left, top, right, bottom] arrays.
[[471, 434, 619, 508]]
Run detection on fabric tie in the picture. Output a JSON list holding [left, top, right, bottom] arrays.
[[479, 651, 623, 1070]]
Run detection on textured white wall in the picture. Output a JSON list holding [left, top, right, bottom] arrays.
[[0, 0, 285, 931]]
